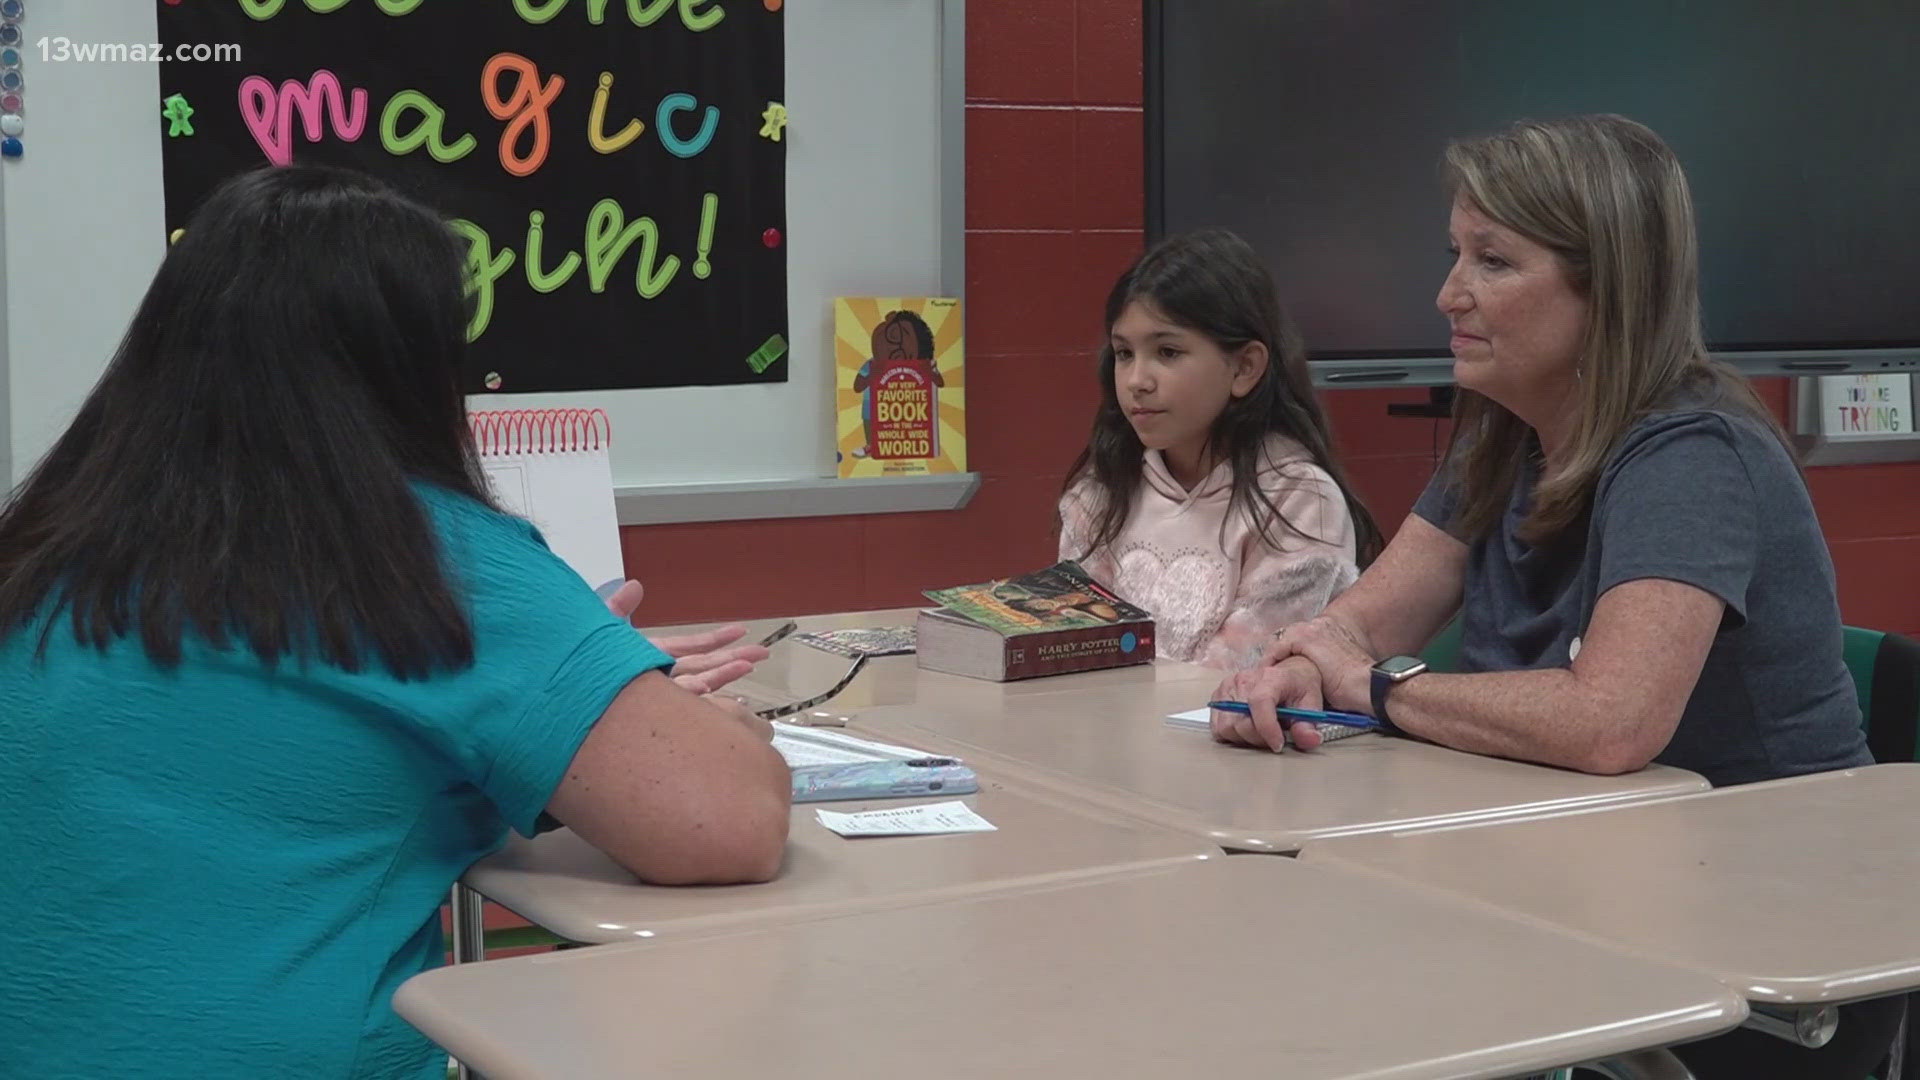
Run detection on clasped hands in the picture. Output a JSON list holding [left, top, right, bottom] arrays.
[[1210, 614, 1378, 753]]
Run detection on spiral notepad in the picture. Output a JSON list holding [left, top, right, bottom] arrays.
[[469, 408, 624, 596]]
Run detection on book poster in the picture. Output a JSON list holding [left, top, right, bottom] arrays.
[[157, 1, 787, 394], [834, 297, 966, 478]]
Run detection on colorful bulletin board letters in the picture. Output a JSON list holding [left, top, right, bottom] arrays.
[[158, 0, 787, 394]]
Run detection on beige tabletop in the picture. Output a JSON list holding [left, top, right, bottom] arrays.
[[401, 857, 1745, 1080], [1300, 763, 1920, 1005], [648, 607, 1218, 720], [465, 750, 1219, 944], [850, 684, 1709, 853]]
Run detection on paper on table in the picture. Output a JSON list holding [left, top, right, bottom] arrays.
[[815, 800, 997, 837], [770, 723, 939, 767], [774, 738, 884, 768], [1165, 706, 1211, 731]]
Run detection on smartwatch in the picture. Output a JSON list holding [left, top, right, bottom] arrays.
[[1369, 655, 1428, 731]]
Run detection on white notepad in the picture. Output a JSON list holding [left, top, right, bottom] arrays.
[[469, 408, 625, 595], [770, 723, 940, 768]]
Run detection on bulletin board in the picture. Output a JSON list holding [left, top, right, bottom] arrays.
[[129, 0, 964, 506], [158, 0, 788, 395]]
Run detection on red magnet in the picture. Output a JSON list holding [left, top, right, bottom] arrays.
[[761, 227, 782, 248]]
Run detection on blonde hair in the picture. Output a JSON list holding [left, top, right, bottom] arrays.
[[1441, 114, 1782, 542]]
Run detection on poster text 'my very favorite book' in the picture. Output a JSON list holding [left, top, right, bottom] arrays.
[[834, 297, 966, 478]]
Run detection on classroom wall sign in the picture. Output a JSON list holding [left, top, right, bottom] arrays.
[[158, 0, 787, 394]]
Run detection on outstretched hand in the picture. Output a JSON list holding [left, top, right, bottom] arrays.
[[604, 580, 770, 695]]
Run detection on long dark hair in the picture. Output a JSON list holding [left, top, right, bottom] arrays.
[[0, 165, 491, 678], [1062, 228, 1382, 563]]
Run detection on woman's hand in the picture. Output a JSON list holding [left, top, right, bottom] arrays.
[[1211, 656, 1327, 753], [603, 580, 770, 694], [1262, 614, 1377, 715]]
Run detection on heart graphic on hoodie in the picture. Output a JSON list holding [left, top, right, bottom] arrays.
[[1114, 545, 1233, 661]]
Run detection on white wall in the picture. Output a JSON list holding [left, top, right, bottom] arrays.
[[0, 0, 165, 486]]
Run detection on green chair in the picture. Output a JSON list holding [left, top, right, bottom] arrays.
[[1844, 626, 1920, 766], [1419, 616, 1464, 674]]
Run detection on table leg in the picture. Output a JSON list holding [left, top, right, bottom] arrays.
[[450, 883, 486, 964], [1888, 996, 1908, 1079], [1741, 1001, 1839, 1048]]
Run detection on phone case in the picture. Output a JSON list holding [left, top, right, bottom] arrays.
[[790, 759, 979, 803]]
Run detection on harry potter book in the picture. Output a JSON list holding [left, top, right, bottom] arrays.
[[915, 561, 1155, 681]]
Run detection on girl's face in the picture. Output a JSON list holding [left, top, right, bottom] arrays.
[[1110, 300, 1265, 472]]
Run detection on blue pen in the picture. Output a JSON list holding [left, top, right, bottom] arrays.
[[1206, 701, 1383, 730]]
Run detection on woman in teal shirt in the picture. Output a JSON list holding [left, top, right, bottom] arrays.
[[0, 166, 792, 1078]]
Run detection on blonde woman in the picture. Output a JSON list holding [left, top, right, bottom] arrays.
[[1214, 115, 1893, 1078]]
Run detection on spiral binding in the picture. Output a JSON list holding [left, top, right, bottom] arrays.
[[467, 408, 612, 455]]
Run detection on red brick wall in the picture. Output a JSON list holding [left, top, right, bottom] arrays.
[[621, 1, 1919, 637], [1753, 381, 1920, 636]]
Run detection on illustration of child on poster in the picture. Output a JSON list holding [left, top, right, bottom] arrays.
[[834, 297, 966, 478]]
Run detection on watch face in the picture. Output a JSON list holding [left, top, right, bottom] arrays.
[[1376, 654, 1427, 678]]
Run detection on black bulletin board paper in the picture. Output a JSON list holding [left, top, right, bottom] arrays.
[[158, 0, 788, 394]]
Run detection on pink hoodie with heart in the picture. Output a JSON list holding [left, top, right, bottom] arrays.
[[1057, 434, 1359, 667]]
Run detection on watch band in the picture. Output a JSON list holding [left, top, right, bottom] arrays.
[[1369, 667, 1404, 733]]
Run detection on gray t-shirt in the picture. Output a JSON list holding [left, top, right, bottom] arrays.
[[1413, 396, 1871, 787]]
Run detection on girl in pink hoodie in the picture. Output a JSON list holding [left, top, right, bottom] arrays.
[[1058, 229, 1382, 666]]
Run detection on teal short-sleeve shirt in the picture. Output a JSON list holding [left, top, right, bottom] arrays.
[[0, 484, 671, 1078]]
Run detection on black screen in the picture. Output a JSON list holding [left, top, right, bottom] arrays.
[[1151, 1, 1920, 358]]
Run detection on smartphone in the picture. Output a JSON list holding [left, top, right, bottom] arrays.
[[790, 758, 979, 803]]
